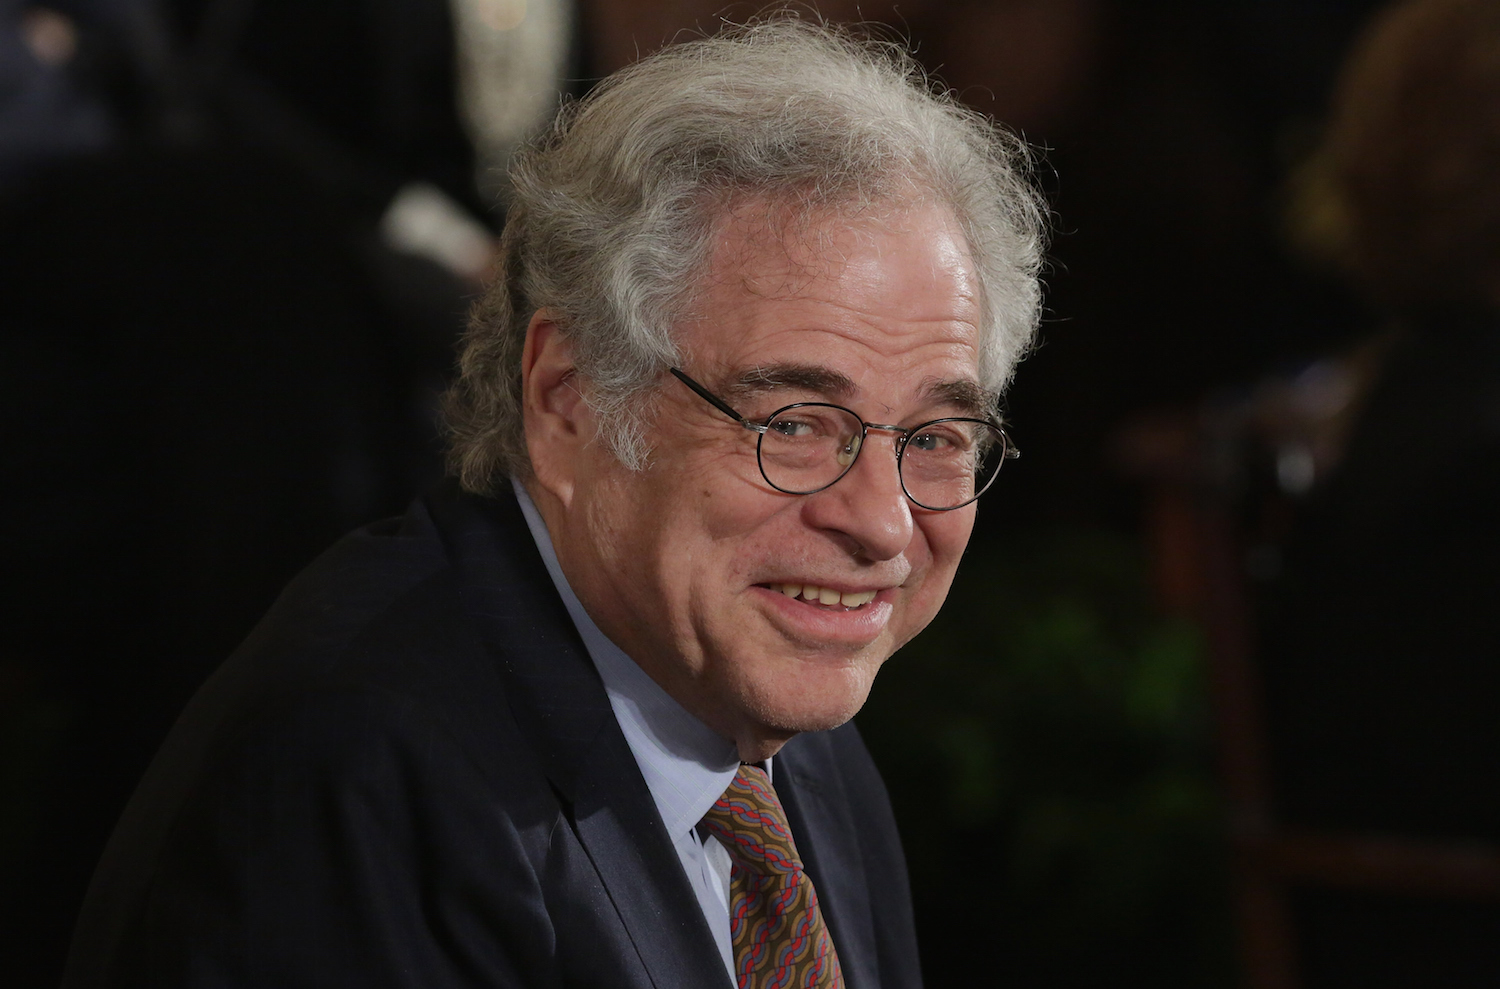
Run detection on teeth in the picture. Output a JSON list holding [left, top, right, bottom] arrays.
[[775, 584, 878, 608]]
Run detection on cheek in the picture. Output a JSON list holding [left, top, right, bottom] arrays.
[[590, 469, 758, 611], [579, 472, 677, 597], [923, 507, 976, 571], [903, 511, 975, 617], [694, 469, 793, 543]]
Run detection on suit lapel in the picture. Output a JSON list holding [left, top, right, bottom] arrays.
[[571, 729, 732, 988], [777, 736, 881, 989], [426, 483, 728, 989]]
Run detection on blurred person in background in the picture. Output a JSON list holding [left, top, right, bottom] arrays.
[[0, 1, 572, 984], [0, 1, 111, 180], [1262, 0, 1500, 982]]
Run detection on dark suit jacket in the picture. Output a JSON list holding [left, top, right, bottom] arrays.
[[63, 482, 923, 988]]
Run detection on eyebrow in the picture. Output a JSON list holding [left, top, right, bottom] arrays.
[[727, 364, 857, 402], [723, 362, 998, 420], [926, 379, 999, 420]]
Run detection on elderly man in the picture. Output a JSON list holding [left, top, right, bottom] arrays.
[[64, 18, 1044, 989]]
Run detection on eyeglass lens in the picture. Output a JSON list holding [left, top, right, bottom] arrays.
[[757, 405, 1006, 509]]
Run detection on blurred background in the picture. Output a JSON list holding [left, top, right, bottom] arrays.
[[4, 1, 1497, 987]]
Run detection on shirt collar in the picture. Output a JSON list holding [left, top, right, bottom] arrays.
[[512, 478, 742, 838]]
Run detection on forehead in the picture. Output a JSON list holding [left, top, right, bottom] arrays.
[[680, 200, 984, 411]]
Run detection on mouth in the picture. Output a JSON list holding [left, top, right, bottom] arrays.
[[751, 579, 898, 648], [758, 582, 881, 610]]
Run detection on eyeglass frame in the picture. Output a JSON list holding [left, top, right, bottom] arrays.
[[668, 367, 1018, 512]]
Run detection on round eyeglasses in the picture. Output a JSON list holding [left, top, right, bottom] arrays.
[[670, 368, 1018, 511]]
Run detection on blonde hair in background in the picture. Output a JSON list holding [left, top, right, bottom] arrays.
[[1286, 0, 1500, 310]]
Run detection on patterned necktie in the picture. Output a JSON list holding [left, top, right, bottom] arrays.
[[700, 764, 845, 989]]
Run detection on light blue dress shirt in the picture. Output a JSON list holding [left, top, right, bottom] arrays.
[[513, 480, 751, 985]]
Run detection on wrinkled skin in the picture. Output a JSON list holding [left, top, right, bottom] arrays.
[[525, 202, 984, 761]]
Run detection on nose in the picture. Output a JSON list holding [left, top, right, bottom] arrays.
[[799, 429, 914, 561]]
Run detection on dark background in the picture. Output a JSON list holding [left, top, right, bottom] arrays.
[[7, 1, 1483, 987]]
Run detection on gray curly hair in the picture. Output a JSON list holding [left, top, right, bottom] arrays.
[[444, 15, 1047, 493]]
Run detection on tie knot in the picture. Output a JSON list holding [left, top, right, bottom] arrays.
[[700, 764, 803, 877]]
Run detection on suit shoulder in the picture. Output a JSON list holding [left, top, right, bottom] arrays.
[[233, 505, 453, 676], [780, 721, 889, 802]]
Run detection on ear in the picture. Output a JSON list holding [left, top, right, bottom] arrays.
[[521, 310, 592, 508]]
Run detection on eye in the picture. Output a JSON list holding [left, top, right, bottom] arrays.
[[768, 417, 815, 438], [765, 407, 853, 440], [909, 428, 959, 453]]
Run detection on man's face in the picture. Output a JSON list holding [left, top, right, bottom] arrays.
[[552, 201, 984, 757]]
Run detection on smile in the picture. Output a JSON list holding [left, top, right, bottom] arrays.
[[765, 583, 879, 609]]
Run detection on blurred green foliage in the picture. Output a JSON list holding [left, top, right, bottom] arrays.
[[858, 526, 1234, 988]]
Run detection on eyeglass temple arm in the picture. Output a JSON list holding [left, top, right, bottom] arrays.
[[668, 368, 765, 431]]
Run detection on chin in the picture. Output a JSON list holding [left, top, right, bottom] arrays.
[[737, 657, 882, 740]]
